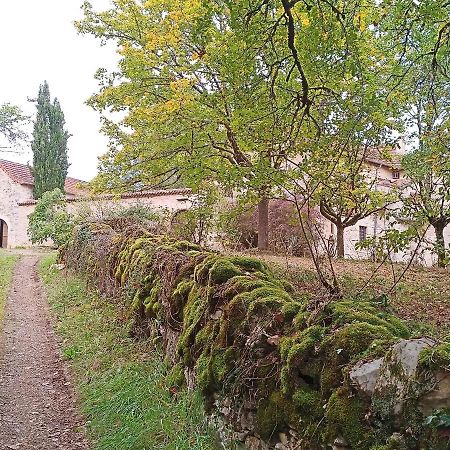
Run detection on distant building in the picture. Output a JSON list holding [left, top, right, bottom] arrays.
[[0, 159, 191, 248], [318, 144, 450, 266]]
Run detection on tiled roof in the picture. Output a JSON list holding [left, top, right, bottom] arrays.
[[0, 159, 86, 195], [18, 188, 193, 206], [364, 148, 402, 169]]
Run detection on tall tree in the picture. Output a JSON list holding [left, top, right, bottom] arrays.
[[399, 71, 450, 267], [401, 147, 450, 267], [382, 0, 450, 267], [77, 0, 388, 251], [31, 81, 70, 199]]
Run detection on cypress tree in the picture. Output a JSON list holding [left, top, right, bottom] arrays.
[[31, 81, 70, 199]]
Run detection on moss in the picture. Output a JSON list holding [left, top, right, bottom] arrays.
[[217, 292, 252, 346], [281, 279, 296, 293], [321, 322, 395, 394], [177, 286, 209, 364], [256, 391, 296, 439], [281, 301, 305, 322], [171, 279, 195, 318], [293, 311, 309, 328], [247, 297, 286, 318], [280, 326, 324, 394], [172, 240, 202, 252], [325, 387, 373, 449], [143, 277, 161, 317], [211, 348, 236, 384], [194, 255, 218, 284], [195, 348, 236, 393], [329, 301, 410, 339], [116, 237, 159, 285], [195, 353, 211, 392], [227, 256, 270, 274], [167, 363, 185, 388], [209, 259, 241, 284], [292, 387, 323, 419], [64, 229, 424, 450], [195, 322, 216, 348], [131, 289, 143, 312], [222, 275, 266, 299], [246, 285, 293, 303], [280, 326, 323, 362], [326, 322, 394, 357], [419, 341, 450, 370], [369, 434, 408, 450]]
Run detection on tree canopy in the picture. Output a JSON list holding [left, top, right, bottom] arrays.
[[0, 103, 28, 149], [76, 0, 450, 275]]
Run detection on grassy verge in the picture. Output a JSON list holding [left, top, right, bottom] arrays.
[[0, 252, 18, 325], [39, 254, 218, 450]]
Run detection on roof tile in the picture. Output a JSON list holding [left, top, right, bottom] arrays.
[[0, 159, 86, 195]]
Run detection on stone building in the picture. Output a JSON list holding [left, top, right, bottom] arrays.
[[0, 159, 191, 248], [318, 145, 450, 266], [1, 154, 448, 266]]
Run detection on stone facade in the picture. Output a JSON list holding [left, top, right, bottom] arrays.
[[0, 168, 33, 248]]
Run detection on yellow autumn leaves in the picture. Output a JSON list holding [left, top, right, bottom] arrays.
[[144, 0, 205, 51]]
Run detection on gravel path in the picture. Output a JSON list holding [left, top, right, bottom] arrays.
[[0, 255, 89, 450]]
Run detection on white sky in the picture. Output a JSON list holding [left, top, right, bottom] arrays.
[[0, 0, 118, 181]]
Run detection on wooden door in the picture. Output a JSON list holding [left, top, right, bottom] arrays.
[[0, 220, 8, 248]]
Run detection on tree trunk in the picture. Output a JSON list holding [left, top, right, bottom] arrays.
[[258, 198, 269, 251], [336, 224, 345, 258], [433, 223, 446, 268]]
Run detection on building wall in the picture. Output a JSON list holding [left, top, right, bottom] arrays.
[[1, 162, 449, 266], [12, 192, 192, 248], [320, 213, 450, 267], [68, 193, 191, 215], [0, 171, 34, 248]]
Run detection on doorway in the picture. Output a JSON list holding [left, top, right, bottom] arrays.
[[0, 220, 8, 248]]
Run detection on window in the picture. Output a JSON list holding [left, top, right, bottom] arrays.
[[393, 170, 400, 179], [359, 226, 367, 242]]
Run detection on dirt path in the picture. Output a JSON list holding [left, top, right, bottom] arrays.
[[0, 255, 89, 450]]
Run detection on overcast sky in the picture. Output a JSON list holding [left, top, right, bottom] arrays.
[[0, 0, 118, 181]]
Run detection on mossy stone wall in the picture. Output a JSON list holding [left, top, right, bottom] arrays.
[[61, 223, 449, 450]]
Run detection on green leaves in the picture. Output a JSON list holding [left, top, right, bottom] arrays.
[[27, 188, 75, 247], [425, 409, 450, 429], [79, 0, 400, 202], [0, 103, 29, 148], [31, 81, 70, 199]]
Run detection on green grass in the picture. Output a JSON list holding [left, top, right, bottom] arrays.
[[39, 254, 219, 450], [0, 253, 18, 325]]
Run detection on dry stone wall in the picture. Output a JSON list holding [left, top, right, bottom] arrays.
[[61, 221, 450, 450]]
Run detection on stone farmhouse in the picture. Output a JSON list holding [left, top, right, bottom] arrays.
[[0, 159, 191, 248]]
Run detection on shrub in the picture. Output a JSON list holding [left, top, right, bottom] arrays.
[[169, 191, 217, 246], [220, 199, 320, 256], [28, 188, 75, 247], [76, 203, 169, 234]]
